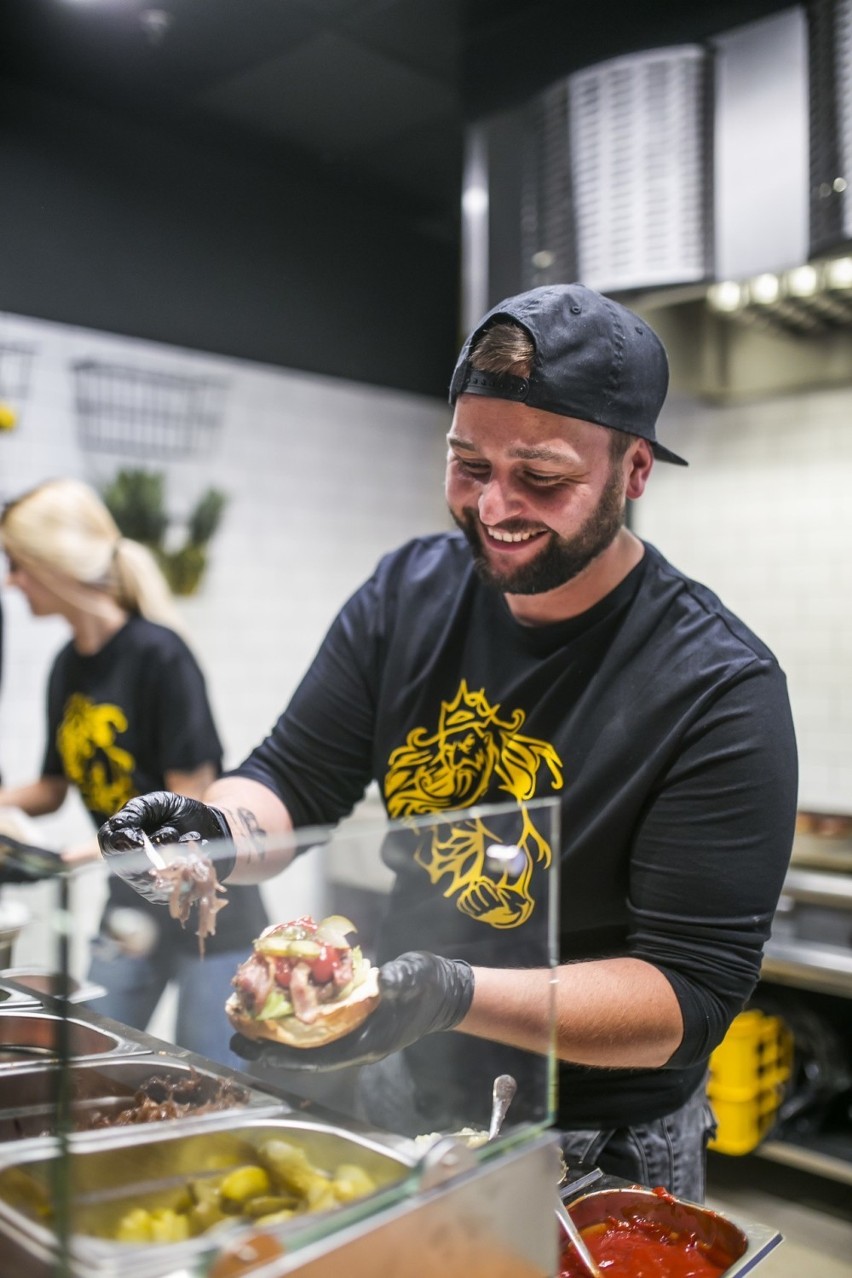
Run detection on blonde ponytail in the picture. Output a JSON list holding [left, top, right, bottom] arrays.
[[1, 478, 188, 639], [111, 536, 185, 633]]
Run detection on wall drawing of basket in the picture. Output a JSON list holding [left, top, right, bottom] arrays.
[[72, 361, 227, 459]]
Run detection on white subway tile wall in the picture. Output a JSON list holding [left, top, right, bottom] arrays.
[[0, 309, 450, 990], [636, 388, 852, 814], [2, 309, 850, 1004]]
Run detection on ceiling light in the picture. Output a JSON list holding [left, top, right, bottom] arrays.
[[825, 256, 852, 289], [706, 257, 852, 330], [140, 8, 172, 44], [749, 274, 780, 305], [783, 265, 819, 297], [462, 186, 488, 218], [707, 281, 744, 312]]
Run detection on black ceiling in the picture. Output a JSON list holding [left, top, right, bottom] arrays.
[[1, 0, 794, 247]]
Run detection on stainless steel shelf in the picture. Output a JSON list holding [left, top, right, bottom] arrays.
[[790, 833, 852, 874], [780, 868, 852, 909], [757, 1136, 852, 1187], [761, 938, 852, 998], [753, 856, 852, 1188]]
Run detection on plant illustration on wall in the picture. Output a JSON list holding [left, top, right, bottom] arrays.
[[102, 468, 228, 596]]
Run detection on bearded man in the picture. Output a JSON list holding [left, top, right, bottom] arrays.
[[99, 285, 797, 1202]]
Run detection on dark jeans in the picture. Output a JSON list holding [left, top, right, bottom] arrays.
[[558, 1080, 717, 1204], [86, 936, 247, 1071]]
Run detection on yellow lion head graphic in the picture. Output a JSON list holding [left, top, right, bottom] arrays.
[[56, 693, 137, 816], [384, 681, 562, 928]]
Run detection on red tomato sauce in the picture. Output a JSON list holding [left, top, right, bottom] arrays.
[[559, 1216, 734, 1278]]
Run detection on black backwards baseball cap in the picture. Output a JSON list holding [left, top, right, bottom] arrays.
[[449, 283, 687, 466]]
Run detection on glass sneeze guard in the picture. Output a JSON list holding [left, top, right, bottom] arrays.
[[0, 797, 559, 1277]]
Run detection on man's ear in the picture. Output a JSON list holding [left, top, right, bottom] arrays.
[[625, 439, 654, 499]]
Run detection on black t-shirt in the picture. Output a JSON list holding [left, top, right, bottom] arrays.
[[43, 616, 267, 953], [233, 534, 797, 1128]]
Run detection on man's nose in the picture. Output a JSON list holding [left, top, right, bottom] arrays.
[[478, 477, 521, 525]]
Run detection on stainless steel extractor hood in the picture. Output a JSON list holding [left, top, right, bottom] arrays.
[[463, 5, 852, 401]]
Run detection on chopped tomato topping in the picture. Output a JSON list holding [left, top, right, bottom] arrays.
[[310, 945, 335, 984]]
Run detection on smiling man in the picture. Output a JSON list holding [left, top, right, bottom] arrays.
[[446, 285, 681, 620], [99, 284, 797, 1203], [447, 402, 638, 610]]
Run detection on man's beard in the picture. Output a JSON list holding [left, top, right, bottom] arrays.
[[451, 461, 627, 596]]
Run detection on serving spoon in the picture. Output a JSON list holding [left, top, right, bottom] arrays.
[[417, 1075, 517, 1192], [555, 1198, 603, 1278], [487, 1073, 517, 1141]]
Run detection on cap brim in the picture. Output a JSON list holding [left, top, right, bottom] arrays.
[[651, 441, 688, 466]]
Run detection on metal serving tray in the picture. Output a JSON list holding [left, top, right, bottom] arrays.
[[559, 1184, 782, 1278], [0, 1114, 417, 1278], [0, 1054, 287, 1143], [0, 982, 41, 1010], [0, 967, 107, 1004], [0, 1009, 150, 1068]]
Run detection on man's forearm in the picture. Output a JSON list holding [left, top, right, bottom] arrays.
[[204, 776, 297, 883], [461, 957, 684, 1069]]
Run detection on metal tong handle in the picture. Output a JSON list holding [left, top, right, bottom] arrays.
[[140, 830, 167, 870], [555, 1198, 604, 1278]]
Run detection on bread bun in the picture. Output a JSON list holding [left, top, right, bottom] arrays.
[[225, 965, 380, 1048]]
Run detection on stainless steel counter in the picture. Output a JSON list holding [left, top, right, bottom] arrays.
[[0, 978, 787, 1277]]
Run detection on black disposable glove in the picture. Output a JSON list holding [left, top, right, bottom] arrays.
[[0, 835, 64, 883], [97, 791, 233, 903], [230, 951, 475, 1072]]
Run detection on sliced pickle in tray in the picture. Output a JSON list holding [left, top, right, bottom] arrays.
[[0, 1116, 414, 1262]]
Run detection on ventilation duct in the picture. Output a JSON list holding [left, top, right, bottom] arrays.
[[712, 8, 809, 282], [809, 0, 852, 256], [514, 46, 713, 296], [520, 81, 575, 296], [465, 8, 812, 308], [565, 47, 712, 293], [462, 48, 714, 312], [461, 5, 852, 400]]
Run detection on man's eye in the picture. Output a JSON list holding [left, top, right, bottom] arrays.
[[524, 471, 565, 487], [456, 458, 490, 478]]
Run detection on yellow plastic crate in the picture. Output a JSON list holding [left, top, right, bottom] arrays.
[[707, 1009, 794, 1155]]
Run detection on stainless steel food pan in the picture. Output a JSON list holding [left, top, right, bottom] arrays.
[[0, 982, 41, 1010], [560, 1186, 782, 1277], [0, 966, 107, 1004], [0, 1010, 149, 1067], [0, 1054, 286, 1142], [0, 1114, 417, 1278]]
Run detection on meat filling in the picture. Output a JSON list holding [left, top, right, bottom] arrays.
[[232, 946, 357, 1024], [152, 849, 228, 957]]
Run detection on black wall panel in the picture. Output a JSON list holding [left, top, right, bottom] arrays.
[[0, 85, 459, 400]]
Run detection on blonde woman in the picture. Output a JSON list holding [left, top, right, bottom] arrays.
[[0, 478, 267, 1064]]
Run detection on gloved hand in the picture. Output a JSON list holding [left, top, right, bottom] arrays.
[[97, 791, 233, 904], [230, 951, 475, 1072], [0, 836, 64, 883]]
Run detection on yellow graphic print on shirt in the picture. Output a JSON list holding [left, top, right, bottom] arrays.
[[56, 693, 137, 817], [384, 680, 563, 928]]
